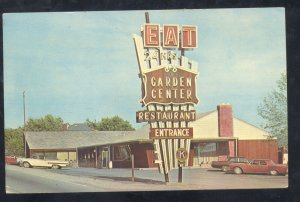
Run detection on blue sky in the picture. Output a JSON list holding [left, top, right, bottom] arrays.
[[3, 8, 286, 129]]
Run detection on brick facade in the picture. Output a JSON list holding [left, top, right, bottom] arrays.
[[218, 104, 233, 137]]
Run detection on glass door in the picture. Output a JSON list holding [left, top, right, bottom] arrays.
[[102, 147, 109, 168]]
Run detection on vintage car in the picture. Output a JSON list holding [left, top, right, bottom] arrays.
[[5, 155, 18, 165], [226, 159, 288, 176], [19, 156, 69, 169], [211, 156, 250, 171]]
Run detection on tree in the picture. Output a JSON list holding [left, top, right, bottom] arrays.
[[5, 127, 24, 156], [26, 114, 64, 131], [257, 73, 287, 147], [86, 116, 135, 131]]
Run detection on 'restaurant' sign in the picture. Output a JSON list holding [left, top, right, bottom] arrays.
[[136, 110, 196, 123], [141, 66, 198, 106]]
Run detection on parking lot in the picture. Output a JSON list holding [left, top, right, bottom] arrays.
[[49, 166, 288, 190], [6, 164, 288, 193]]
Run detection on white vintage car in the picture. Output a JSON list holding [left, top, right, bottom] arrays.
[[19, 156, 69, 169]]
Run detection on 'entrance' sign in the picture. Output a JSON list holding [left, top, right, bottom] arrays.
[[150, 128, 193, 139]]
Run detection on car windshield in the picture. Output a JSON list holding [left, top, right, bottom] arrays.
[[228, 157, 248, 163], [239, 158, 248, 163], [268, 160, 275, 165]]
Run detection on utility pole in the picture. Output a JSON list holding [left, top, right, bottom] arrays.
[[23, 91, 26, 157]]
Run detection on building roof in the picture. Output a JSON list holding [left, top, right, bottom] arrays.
[[196, 110, 216, 119], [24, 111, 221, 150], [24, 109, 271, 150], [25, 125, 150, 150]]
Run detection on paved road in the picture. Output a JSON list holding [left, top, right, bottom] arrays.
[[5, 165, 288, 193], [5, 165, 184, 193], [6, 165, 104, 193]]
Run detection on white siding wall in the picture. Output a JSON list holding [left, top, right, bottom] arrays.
[[191, 112, 219, 139], [191, 111, 272, 140], [233, 118, 271, 140]]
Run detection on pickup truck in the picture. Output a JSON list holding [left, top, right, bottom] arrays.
[[211, 156, 250, 171]]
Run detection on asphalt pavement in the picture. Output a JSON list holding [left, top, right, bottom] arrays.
[[5, 165, 288, 193], [50, 165, 288, 189]]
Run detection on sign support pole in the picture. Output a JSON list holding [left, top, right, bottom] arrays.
[[131, 154, 135, 182], [145, 11, 170, 183], [178, 164, 183, 183], [178, 48, 185, 183]]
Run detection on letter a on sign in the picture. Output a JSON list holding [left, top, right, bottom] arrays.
[[144, 24, 160, 48], [163, 25, 179, 48], [181, 26, 197, 48]]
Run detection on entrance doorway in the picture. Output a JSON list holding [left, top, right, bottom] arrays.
[[102, 147, 109, 168]]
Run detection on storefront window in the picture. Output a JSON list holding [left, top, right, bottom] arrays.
[[193, 142, 218, 165], [194, 143, 217, 157], [217, 142, 229, 155], [113, 145, 131, 161]]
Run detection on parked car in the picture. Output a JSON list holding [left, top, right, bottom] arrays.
[[5, 155, 18, 165], [19, 156, 69, 169], [226, 159, 288, 176], [211, 156, 250, 171]]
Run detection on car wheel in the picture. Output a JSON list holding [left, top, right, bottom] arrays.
[[270, 170, 278, 176], [222, 166, 229, 172], [234, 167, 243, 174], [52, 165, 60, 169], [23, 162, 31, 168]]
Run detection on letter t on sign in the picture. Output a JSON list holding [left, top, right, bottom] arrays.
[[181, 26, 197, 48], [144, 24, 160, 47]]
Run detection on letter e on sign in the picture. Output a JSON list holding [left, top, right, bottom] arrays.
[[144, 24, 160, 48], [181, 26, 197, 49], [163, 25, 179, 48]]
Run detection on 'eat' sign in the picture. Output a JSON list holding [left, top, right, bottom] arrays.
[[144, 24, 197, 49]]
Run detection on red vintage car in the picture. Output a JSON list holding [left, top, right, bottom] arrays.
[[5, 155, 18, 165], [227, 159, 288, 176], [211, 156, 250, 171]]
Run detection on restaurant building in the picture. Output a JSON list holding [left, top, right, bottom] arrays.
[[24, 104, 278, 168]]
